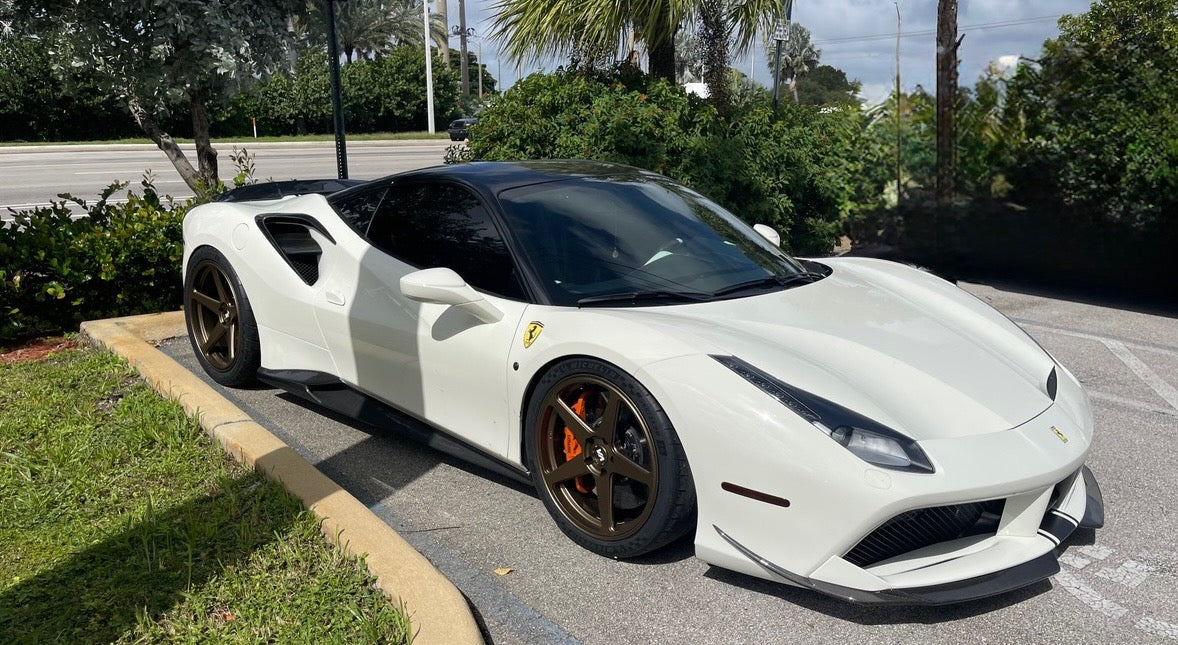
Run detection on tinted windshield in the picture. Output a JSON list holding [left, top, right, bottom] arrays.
[[498, 174, 810, 306]]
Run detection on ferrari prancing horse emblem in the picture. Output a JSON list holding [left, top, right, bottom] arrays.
[[523, 321, 544, 348], [1051, 425, 1069, 443]]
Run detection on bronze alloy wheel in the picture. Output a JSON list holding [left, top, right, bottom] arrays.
[[188, 259, 241, 371], [535, 375, 658, 541]]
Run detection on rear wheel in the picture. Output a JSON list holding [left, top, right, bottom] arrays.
[[525, 358, 695, 558], [184, 246, 260, 386]]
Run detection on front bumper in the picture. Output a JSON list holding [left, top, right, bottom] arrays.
[[715, 466, 1104, 605]]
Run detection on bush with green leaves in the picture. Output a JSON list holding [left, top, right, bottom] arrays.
[[0, 180, 187, 341], [463, 66, 861, 255], [246, 46, 462, 136]]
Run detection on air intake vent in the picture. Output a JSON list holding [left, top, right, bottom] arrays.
[[845, 499, 1004, 568], [258, 216, 329, 286]]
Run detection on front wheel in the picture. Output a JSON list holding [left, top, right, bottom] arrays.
[[525, 358, 696, 558]]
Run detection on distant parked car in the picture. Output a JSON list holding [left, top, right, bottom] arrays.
[[448, 118, 477, 142]]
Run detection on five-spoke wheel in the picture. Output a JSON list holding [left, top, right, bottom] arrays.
[[184, 246, 260, 386], [526, 358, 695, 557]]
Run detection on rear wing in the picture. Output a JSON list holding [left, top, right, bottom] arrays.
[[215, 179, 365, 203]]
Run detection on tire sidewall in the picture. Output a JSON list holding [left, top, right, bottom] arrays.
[[525, 357, 695, 558], [183, 245, 261, 387]]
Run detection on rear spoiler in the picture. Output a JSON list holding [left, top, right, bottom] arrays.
[[215, 179, 365, 203]]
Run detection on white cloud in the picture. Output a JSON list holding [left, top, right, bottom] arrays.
[[447, 0, 1092, 91]]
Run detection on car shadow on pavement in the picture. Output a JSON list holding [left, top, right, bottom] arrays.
[[274, 392, 535, 507], [0, 473, 296, 642], [963, 275, 1178, 319]]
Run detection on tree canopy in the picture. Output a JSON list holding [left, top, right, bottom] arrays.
[[14, 0, 304, 193], [1008, 0, 1178, 228]]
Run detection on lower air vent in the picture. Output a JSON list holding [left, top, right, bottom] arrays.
[[845, 499, 1005, 568]]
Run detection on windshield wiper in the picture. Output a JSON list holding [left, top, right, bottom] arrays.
[[577, 290, 713, 307], [709, 272, 823, 298]]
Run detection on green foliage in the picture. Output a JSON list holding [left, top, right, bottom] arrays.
[[796, 65, 861, 107], [0, 35, 133, 141], [0, 180, 186, 340], [465, 66, 862, 255], [1005, 0, 1178, 228], [0, 348, 413, 643], [247, 46, 461, 136]]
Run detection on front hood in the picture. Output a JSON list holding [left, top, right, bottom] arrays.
[[626, 258, 1055, 440]]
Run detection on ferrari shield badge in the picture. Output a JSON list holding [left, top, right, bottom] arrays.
[[1051, 426, 1069, 443], [523, 321, 544, 348]]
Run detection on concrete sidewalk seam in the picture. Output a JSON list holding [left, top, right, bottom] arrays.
[[80, 311, 484, 645]]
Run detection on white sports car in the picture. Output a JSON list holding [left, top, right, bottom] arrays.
[[182, 160, 1103, 604]]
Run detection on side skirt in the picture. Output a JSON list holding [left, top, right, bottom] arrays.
[[257, 367, 532, 486]]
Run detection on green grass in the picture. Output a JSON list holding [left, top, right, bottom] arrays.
[[0, 132, 448, 147], [0, 347, 414, 643]]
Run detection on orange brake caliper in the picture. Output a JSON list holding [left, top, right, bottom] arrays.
[[563, 393, 594, 494]]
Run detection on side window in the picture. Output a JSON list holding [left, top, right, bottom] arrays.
[[330, 185, 388, 235], [367, 182, 525, 300]]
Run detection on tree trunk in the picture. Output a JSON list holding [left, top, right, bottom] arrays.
[[699, 0, 730, 114], [126, 94, 204, 195], [190, 88, 219, 191], [647, 1, 676, 81], [790, 75, 799, 104], [438, 0, 450, 66], [936, 0, 958, 206], [458, 0, 469, 97]]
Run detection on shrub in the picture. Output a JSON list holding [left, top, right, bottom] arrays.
[[0, 179, 187, 341], [465, 66, 860, 255]]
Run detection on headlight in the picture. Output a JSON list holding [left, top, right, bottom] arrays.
[[712, 355, 934, 473]]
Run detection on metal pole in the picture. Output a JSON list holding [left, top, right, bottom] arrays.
[[325, 0, 348, 179], [895, 2, 902, 206], [771, 0, 793, 111], [424, 0, 435, 133]]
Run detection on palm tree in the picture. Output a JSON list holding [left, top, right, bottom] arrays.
[[490, 0, 782, 83], [766, 22, 819, 103], [322, 0, 447, 63]]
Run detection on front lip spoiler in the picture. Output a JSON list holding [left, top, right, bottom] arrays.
[[713, 466, 1105, 605], [714, 525, 1060, 605]]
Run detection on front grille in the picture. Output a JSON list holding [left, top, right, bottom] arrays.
[[845, 499, 1005, 568]]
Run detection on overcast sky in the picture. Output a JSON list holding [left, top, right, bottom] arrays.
[[444, 0, 1093, 102]]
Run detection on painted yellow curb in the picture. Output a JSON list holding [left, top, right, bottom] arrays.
[[80, 311, 484, 645]]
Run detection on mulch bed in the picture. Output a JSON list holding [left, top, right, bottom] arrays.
[[0, 336, 77, 364]]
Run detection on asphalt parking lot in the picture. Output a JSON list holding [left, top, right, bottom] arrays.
[[161, 280, 1178, 644]]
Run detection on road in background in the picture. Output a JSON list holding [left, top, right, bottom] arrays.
[[162, 282, 1178, 645], [0, 140, 452, 214]]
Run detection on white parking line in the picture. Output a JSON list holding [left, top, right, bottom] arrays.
[[1103, 340, 1178, 412], [1089, 391, 1178, 418], [1054, 569, 1129, 618], [1096, 560, 1153, 588], [1137, 616, 1178, 640]]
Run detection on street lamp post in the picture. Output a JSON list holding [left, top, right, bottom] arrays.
[[771, 0, 794, 112], [324, 0, 348, 179], [423, 0, 435, 133]]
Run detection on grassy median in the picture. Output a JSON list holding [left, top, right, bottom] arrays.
[[0, 346, 413, 643], [0, 132, 448, 147]]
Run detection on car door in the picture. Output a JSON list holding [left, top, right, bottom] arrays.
[[314, 179, 529, 457]]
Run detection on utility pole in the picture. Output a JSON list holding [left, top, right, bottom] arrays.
[[458, 0, 470, 98], [936, 0, 960, 207], [437, 0, 449, 66], [423, 0, 435, 133], [771, 0, 794, 111], [894, 2, 901, 206], [325, 0, 348, 179], [477, 38, 484, 98]]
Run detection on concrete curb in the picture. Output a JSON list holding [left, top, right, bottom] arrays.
[[79, 311, 484, 645]]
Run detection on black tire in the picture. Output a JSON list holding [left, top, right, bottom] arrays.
[[184, 246, 261, 387], [525, 357, 696, 558]]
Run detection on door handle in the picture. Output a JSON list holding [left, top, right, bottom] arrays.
[[325, 290, 346, 306]]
